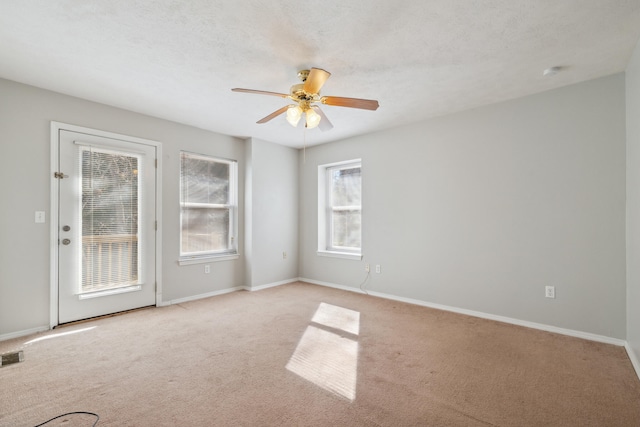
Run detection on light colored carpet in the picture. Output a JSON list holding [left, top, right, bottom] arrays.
[[1, 282, 639, 426]]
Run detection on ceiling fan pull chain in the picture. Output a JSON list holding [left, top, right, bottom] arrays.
[[303, 127, 307, 164]]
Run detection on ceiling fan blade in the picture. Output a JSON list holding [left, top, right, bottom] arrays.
[[303, 68, 331, 94], [311, 106, 334, 132], [232, 88, 289, 98], [321, 96, 379, 111], [256, 106, 290, 124]]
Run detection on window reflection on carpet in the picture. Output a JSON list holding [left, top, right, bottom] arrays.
[[287, 303, 359, 401]]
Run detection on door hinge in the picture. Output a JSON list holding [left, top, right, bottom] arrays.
[[53, 172, 68, 179], [155, 159, 158, 168], [155, 220, 157, 231]]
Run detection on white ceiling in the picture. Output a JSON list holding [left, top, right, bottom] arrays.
[[1, 1, 640, 148]]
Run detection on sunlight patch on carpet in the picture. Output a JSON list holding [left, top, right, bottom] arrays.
[[312, 302, 360, 335], [23, 327, 96, 345], [287, 303, 359, 401]]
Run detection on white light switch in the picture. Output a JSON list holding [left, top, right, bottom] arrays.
[[35, 211, 46, 223]]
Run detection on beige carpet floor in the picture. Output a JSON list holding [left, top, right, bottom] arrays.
[[1, 282, 639, 426]]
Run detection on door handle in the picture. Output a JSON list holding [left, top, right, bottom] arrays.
[[62, 238, 71, 245]]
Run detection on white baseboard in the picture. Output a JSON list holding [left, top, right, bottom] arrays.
[[3, 280, 298, 340], [158, 286, 245, 306], [625, 342, 640, 381], [244, 278, 300, 292], [158, 278, 299, 306], [300, 278, 626, 347], [301, 278, 368, 294], [6, 279, 633, 379], [0, 325, 50, 342]]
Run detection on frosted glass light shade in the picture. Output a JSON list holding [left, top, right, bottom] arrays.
[[286, 105, 302, 127], [305, 108, 321, 129]]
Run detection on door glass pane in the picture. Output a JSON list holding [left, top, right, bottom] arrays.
[[181, 208, 230, 254], [81, 147, 141, 293], [332, 210, 361, 248]]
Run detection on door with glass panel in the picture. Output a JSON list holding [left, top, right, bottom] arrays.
[[57, 129, 156, 324]]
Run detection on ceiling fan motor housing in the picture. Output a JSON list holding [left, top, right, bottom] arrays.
[[290, 83, 318, 103], [290, 69, 321, 103]]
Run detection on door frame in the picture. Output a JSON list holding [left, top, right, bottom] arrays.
[[49, 122, 163, 328]]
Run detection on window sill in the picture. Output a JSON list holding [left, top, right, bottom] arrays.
[[317, 250, 362, 261], [179, 254, 239, 266]]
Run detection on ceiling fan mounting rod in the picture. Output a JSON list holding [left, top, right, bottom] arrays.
[[297, 69, 310, 82]]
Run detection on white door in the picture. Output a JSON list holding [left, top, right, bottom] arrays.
[[56, 129, 157, 324]]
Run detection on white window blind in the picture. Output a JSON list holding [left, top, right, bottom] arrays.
[[80, 146, 142, 294], [180, 152, 237, 260]]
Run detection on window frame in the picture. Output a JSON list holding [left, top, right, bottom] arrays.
[[317, 159, 363, 260], [179, 151, 238, 265]]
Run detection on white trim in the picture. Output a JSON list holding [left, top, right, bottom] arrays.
[[299, 278, 626, 346], [0, 326, 50, 342], [158, 286, 245, 306], [155, 143, 164, 309], [625, 342, 640, 381], [50, 122, 163, 328], [50, 124, 60, 329], [244, 278, 299, 292], [158, 279, 299, 306], [178, 254, 239, 265], [317, 250, 362, 260], [301, 278, 368, 294], [78, 285, 142, 300]]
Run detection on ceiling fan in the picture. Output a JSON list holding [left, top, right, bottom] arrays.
[[232, 68, 379, 131]]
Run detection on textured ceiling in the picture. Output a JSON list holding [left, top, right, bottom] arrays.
[[1, 1, 640, 148]]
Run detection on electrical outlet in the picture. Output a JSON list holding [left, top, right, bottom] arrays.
[[35, 211, 45, 223], [365, 263, 370, 272], [545, 286, 555, 299], [204, 265, 211, 274], [375, 264, 381, 274]]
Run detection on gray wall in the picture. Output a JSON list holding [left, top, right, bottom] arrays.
[[245, 138, 299, 288], [0, 78, 249, 336], [627, 40, 640, 366], [299, 74, 627, 339], [0, 78, 302, 338], [0, 71, 633, 345]]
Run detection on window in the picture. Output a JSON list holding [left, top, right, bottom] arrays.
[[318, 160, 362, 259], [180, 152, 238, 263]]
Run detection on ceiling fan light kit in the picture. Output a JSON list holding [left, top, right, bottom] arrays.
[[285, 102, 320, 129], [232, 67, 379, 132], [286, 105, 302, 127], [305, 108, 321, 129]]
